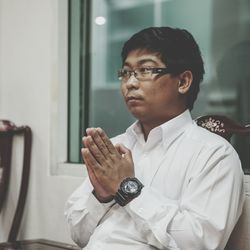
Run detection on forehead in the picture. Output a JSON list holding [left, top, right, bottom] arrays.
[[123, 49, 166, 67]]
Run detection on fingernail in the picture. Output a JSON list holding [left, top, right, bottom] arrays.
[[96, 127, 102, 133], [81, 148, 88, 153]]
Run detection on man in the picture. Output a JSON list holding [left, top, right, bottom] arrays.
[[65, 27, 245, 250]]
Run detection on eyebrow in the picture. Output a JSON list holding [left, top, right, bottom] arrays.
[[123, 58, 160, 67]]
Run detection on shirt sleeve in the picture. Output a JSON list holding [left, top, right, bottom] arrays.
[[64, 177, 115, 248], [124, 145, 245, 250]]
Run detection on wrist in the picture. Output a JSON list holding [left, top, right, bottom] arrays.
[[114, 177, 144, 207], [92, 190, 114, 203]]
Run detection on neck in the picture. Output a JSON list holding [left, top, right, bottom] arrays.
[[140, 120, 165, 141], [140, 109, 187, 140]]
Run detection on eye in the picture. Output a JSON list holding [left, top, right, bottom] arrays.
[[138, 68, 151, 75], [119, 69, 129, 77]]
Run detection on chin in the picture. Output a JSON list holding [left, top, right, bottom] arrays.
[[130, 111, 148, 121]]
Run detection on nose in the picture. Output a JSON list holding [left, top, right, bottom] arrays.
[[125, 74, 139, 89]]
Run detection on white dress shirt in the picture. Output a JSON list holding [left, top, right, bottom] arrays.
[[65, 110, 245, 250]]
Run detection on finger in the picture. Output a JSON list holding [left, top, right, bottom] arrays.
[[114, 144, 122, 155], [86, 128, 110, 158], [81, 148, 103, 173], [115, 143, 133, 163], [115, 143, 129, 154], [82, 149, 103, 190], [84, 136, 107, 164], [114, 144, 127, 157], [96, 127, 118, 155], [82, 136, 88, 148], [84, 158, 95, 181]]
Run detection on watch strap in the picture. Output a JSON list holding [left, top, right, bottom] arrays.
[[114, 191, 129, 207]]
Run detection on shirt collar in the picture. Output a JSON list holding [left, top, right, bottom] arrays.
[[126, 109, 193, 149]]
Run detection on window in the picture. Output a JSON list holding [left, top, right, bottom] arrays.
[[68, 0, 250, 174]]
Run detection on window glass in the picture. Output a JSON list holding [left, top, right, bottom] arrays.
[[69, 0, 250, 174]]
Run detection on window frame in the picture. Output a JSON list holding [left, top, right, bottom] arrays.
[[50, 0, 86, 177], [67, 0, 92, 163]]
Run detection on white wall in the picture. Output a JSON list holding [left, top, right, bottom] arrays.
[[0, 0, 83, 244]]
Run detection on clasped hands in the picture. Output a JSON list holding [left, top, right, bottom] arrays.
[[82, 127, 134, 202]]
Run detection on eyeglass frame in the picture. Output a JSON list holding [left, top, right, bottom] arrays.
[[117, 67, 173, 82]]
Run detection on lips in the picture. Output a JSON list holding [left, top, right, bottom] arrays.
[[125, 95, 143, 102]]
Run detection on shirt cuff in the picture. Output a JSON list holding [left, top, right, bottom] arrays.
[[86, 192, 115, 221]]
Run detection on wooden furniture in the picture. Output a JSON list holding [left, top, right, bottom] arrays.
[[195, 115, 250, 141], [195, 115, 250, 250], [0, 120, 32, 242], [0, 121, 80, 250]]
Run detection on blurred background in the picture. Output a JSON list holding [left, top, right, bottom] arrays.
[[68, 0, 250, 173]]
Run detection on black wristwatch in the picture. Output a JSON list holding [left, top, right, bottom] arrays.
[[114, 177, 144, 207]]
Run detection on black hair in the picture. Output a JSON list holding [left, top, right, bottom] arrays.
[[121, 27, 205, 110]]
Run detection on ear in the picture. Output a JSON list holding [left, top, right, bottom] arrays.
[[178, 70, 193, 94]]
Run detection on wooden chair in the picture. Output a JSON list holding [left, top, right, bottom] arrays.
[[0, 121, 80, 250], [0, 120, 32, 242], [195, 115, 250, 141], [195, 115, 250, 250]]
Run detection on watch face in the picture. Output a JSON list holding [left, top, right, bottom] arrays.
[[123, 180, 139, 194]]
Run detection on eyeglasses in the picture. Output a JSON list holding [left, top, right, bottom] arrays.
[[118, 67, 172, 82]]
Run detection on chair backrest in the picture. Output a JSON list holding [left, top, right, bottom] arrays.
[[195, 115, 250, 250], [195, 115, 250, 141], [0, 120, 32, 242]]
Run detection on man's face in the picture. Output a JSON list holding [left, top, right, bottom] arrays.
[[120, 49, 185, 125]]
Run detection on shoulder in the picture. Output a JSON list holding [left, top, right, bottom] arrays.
[[186, 122, 242, 174], [187, 121, 233, 150], [186, 121, 240, 164]]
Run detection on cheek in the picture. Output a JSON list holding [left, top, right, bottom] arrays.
[[145, 85, 165, 101], [147, 85, 177, 106]]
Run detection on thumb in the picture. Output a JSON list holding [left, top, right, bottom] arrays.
[[115, 143, 129, 154], [115, 143, 133, 161]]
